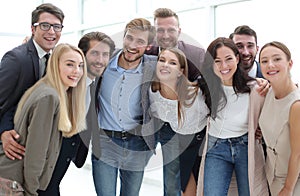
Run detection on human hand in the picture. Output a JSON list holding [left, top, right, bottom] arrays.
[[255, 128, 263, 143], [1, 130, 25, 160], [278, 186, 293, 196], [256, 78, 270, 97], [22, 36, 31, 44]]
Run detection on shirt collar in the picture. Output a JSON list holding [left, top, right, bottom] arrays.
[[86, 76, 94, 87], [109, 50, 143, 73], [248, 61, 258, 78], [32, 39, 52, 59]]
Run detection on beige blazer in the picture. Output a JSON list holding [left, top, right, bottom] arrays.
[[197, 83, 269, 196], [0, 82, 62, 196]]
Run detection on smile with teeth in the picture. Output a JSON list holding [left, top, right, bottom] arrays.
[[220, 69, 230, 74], [45, 37, 55, 41], [68, 76, 80, 82], [267, 70, 279, 75], [160, 69, 170, 74], [127, 49, 138, 54]]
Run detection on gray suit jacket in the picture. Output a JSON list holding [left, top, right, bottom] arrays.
[[0, 38, 40, 135], [0, 82, 62, 195]]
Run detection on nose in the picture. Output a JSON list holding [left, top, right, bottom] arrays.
[[240, 46, 249, 55], [47, 26, 56, 33], [73, 65, 82, 73], [267, 60, 275, 68], [218, 60, 229, 68]]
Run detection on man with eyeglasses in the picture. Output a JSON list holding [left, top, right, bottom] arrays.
[[0, 1, 64, 170]]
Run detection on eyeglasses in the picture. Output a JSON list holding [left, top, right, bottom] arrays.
[[33, 22, 64, 32]]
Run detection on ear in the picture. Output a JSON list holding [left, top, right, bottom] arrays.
[[31, 25, 35, 35], [236, 54, 240, 64], [178, 68, 184, 77], [288, 59, 293, 70], [145, 45, 152, 51]]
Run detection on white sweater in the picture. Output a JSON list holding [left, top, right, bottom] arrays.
[[149, 87, 209, 135]]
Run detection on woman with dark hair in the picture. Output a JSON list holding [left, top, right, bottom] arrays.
[[197, 37, 268, 196]]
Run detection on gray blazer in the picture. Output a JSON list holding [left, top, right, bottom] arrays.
[[0, 82, 62, 196]]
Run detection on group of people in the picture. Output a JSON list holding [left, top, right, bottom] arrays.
[[0, 3, 299, 196]]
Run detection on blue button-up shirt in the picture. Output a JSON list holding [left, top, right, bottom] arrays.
[[98, 51, 144, 131]]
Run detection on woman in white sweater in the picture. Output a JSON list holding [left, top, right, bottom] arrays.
[[197, 37, 268, 196], [149, 47, 209, 195]]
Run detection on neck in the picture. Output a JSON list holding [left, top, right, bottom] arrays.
[[87, 73, 95, 80], [118, 53, 141, 70], [160, 83, 177, 100], [272, 78, 297, 99]]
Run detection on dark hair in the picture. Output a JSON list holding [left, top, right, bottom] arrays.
[[153, 8, 180, 26], [124, 18, 156, 45], [31, 3, 65, 25], [78, 31, 115, 57], [229, 25, 257, 44], [201, 37, 254, 119]]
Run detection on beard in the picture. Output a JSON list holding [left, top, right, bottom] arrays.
[[122, 50, 143, 63]]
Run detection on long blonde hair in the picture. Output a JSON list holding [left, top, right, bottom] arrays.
[[14, 43, 87, 137]]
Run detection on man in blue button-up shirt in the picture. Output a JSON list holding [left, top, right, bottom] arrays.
[[92, 18, 157, 196]]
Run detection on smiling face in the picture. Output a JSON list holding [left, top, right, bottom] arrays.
[[260, 45, 292, 84], [156, 50, 183, 86], [59, 50, 84, 90], [121, 28, 151, 66], [232, 34, 258, 72], [32, 12, 62, 52], [85, 40, 110, 80], [154, 16, 181, 49], [213, 46, 239, 86]]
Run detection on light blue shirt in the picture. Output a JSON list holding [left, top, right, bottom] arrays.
[[98, 51, 144, 131]]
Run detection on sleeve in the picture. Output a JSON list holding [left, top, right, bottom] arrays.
[[0, 51, 22, 134], [22, 94, 59, 195]]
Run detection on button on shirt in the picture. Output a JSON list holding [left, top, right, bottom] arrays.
[[99, 51, 143, 131]]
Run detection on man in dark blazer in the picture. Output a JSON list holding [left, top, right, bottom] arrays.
[[0, 3, 64, 160], [229, 25, 263, 78], [145, 8, 206, 82]]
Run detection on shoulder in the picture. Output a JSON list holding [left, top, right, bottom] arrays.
[[143, 54, 157, 62], [1, 41, 35, 63], [178, 40, 205, 53], [31, 82, 60, 104]]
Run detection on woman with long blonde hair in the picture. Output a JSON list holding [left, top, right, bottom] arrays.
[[0, 43, 87, 196]]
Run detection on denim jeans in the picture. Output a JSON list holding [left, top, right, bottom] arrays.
[[155, 122, 181, 196], [92, 133, 152, 196], [204, 133, 249, 196]]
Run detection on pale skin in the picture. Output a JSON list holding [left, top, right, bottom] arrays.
[[59, 50, 84, 91], [154, 16, 181, 49], [156, 50, 183, 99], [1, 12, 63, 160], [119, 29, 151, 70], [85, 40, 111, 80], [260, 45, 300, 196]]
